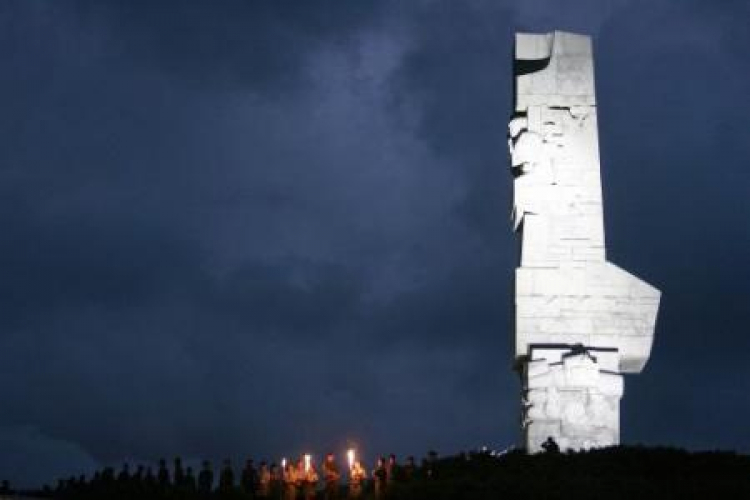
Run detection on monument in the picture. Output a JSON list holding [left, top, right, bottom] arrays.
[[507, 31, 661, 452]]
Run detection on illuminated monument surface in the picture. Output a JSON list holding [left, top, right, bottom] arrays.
[[508, 31, 661, 452]]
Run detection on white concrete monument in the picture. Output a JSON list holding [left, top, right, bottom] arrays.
[[507, 31, 660, 452]]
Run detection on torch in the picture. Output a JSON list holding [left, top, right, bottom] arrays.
[[304, 454, 311, 473], [347, 449, 355, 470], [281, 458, 287, 470]]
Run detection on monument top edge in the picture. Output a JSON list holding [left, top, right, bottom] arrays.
[[515, 31, 592, 60], [514, 30, 588, 37]]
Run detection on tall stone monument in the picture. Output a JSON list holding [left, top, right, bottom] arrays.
[[507, 31, 660, 452]]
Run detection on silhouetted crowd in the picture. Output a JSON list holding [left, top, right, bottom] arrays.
[[6, 445, 750, 500], [29, 451, 441, 500], [5, 439, 750, 500]]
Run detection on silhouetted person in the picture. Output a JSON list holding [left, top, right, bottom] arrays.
[[372, 457, 386, 499], [219, 459, 235, 494], [134, 465, 144, 482], [385, 454, 399, 485], [282, 461, 297, 500], [145, 467, 156, 489], [348, 460, 366, 499], [0, 480, 11, 495], [269, 463, 282, 499], [419, 458, 429, 479], [55, 478, 65, 496], [425, 450, 438, 477], [542, 436, 560, 454], [118, 463, 131, 483], [257, 462, 271, 498], [402, 456, 416, 482], [198, 461, 214, 494], [174, 457, 185, 487], [301, 460, 318, 500], [102, 467, 115, 483], [322, 453, 340, 500], [66, 475, 77, 497], [185, 467, 197, 492], [158, 458, 171, 487], [241, 459, 258, 497], [131, 466, 145, 497]]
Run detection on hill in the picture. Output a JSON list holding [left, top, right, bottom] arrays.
[[389, 446, 750, 499]]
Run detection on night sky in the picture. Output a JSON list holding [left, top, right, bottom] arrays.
[[2, 0, 750, 488]]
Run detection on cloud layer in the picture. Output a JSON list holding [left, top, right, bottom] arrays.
[[1, 0, 749, 487]]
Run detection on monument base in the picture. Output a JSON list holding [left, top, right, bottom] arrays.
[[521, 345, 623, 453]]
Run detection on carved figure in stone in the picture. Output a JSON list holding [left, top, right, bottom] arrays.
[[508, 31, 661, 452]]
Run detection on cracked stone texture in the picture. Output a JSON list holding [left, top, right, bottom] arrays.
[[508, 31, 660, 452]]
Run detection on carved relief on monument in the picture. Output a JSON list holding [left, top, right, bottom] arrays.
[[508, 31, 660, 452]]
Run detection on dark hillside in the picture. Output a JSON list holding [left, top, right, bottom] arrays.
[[389, 446, 750, 500], [10, 446, 750, 500]]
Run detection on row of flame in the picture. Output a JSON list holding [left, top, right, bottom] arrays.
[[280, 449, 356, 473]]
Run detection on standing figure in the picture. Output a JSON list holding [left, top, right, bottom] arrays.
[[282, 461, 297, 500], [133, 465, 144, 483], [385, 455, 399, 486], [198, 461, 213, 495], [322, 453, 340, 500], [185, 467, 197, 492], [219, 459, 235, 494], [241, 459, 258, 497], [348, 460, 367, 499], [541, 436, 560, 454], [157, 459, 170, 489], [144, 467, 157, 494], [257, 462, 271, 498], [117, 463, 130, 483], [301, 460, 318, 500], [174, 457, 185, 488], [270, 463, 282, 500], [402, 456, 416, 482], [371, 457, 386, 499]]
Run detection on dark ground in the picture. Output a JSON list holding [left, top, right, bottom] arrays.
[[388, 446, 750, 499], [7, 445, 750, 500]]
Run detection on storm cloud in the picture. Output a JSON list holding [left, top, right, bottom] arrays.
[[1, 0, 749, 488]]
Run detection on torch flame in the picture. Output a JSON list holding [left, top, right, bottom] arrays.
[[304, 454, 311, 472], [347, 449, 355, 470], [281, 458, 287, 469]]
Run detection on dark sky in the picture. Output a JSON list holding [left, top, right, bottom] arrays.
[[2, 0, 749, 488]]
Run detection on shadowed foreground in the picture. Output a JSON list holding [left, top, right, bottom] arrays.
[[7, 446, 750, 500], [387, 446, 750, 499]]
